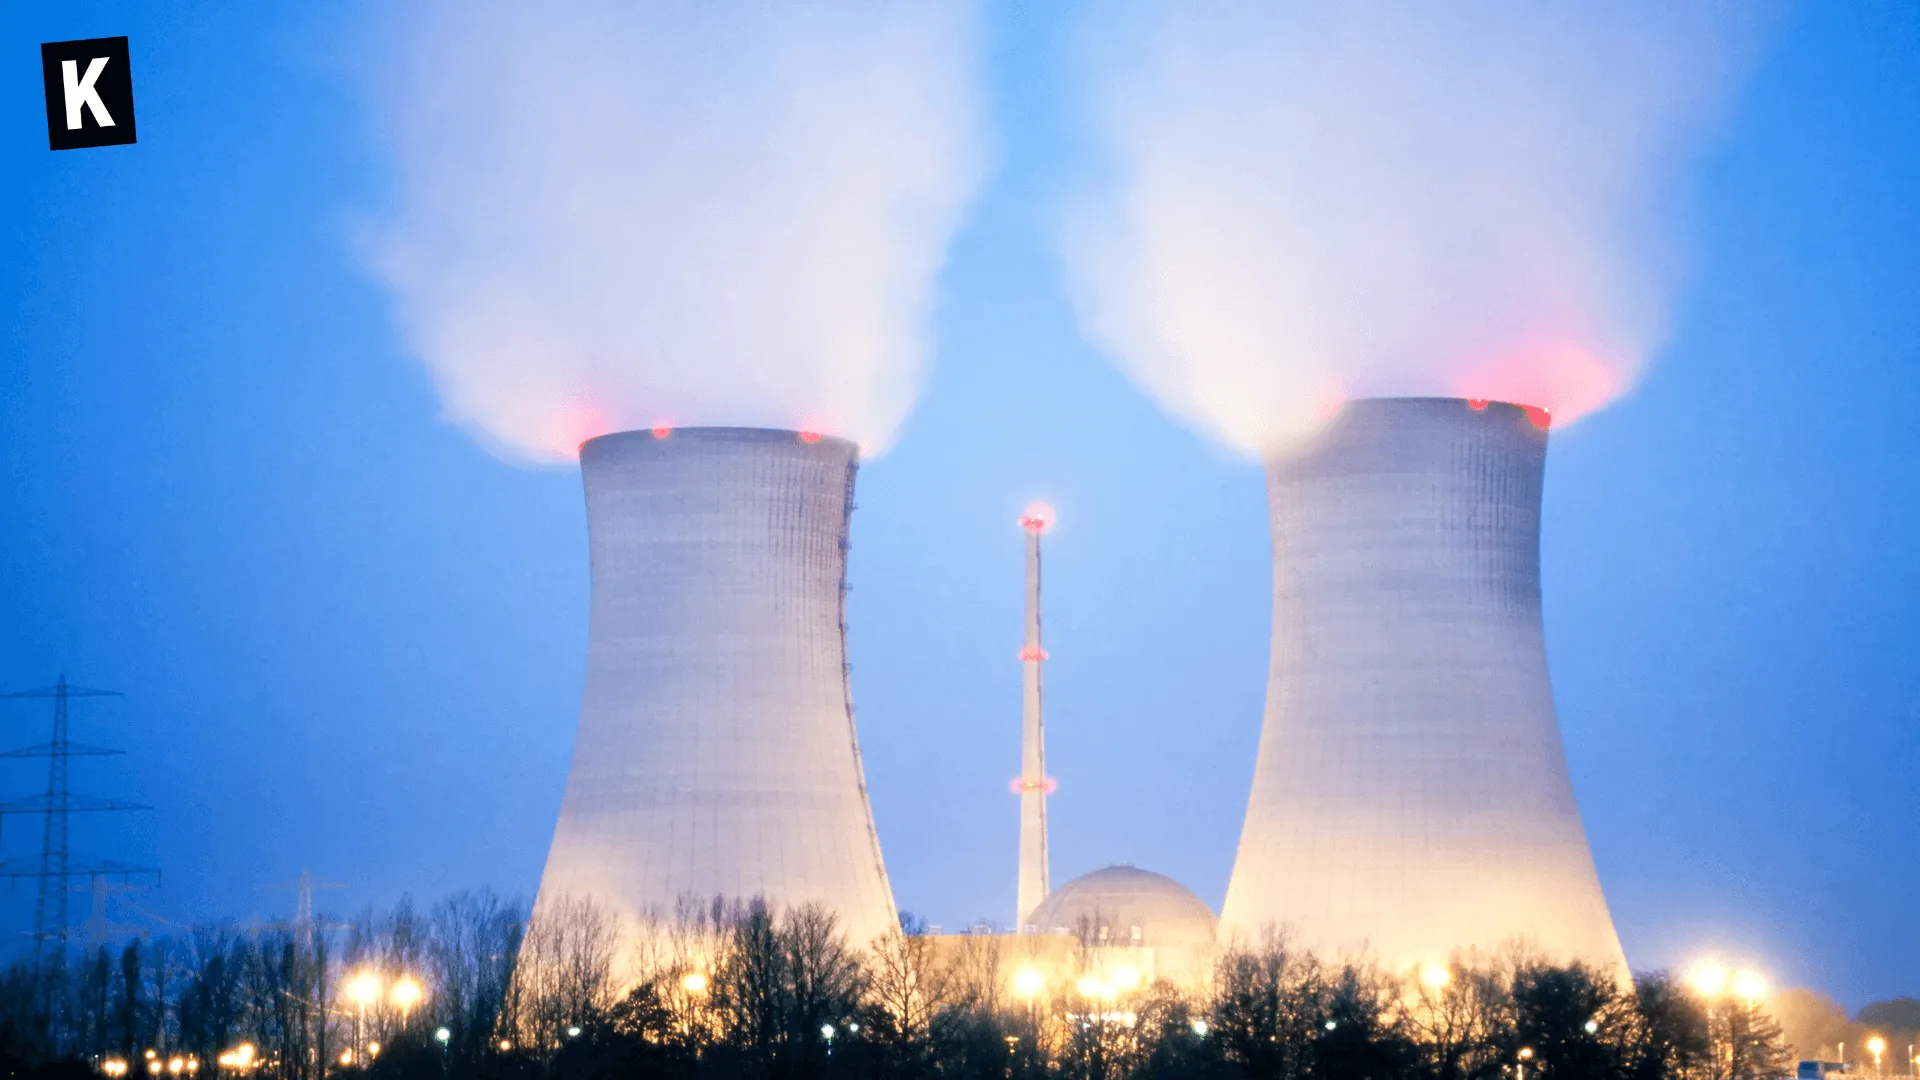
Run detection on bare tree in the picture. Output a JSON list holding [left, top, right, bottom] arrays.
[[508, 893, 617, 1059]]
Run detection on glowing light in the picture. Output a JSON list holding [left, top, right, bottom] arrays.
[[215, 1045, 255, 1070], [1584, 1020, 1599, 1034], [798, 430, 822, 444], [1019, 645, 1048, 662], [1110, 965, 1143, 991], [1731, 969, 1769, 1002], [338, 1052, 352, 1067], [498, 1041, 513, 1052], [1685, 959, 1729, 998], [681, 972, 710, 994], [1013, 968, 1045, 998], [1325, 1020, 1338, 1032], [1451, 341, 1620, 429], [566, 1027, 581, 1038], [169, 1057, 185, 1074], [1191, 1020, 1209, 1037], [549, 400, 612, 459], [389, 976, 424, 1010], [1467, 399, 1490, 411], [651, 425, 672, 438], [1009, 776, 1058, 795], [1019, 502, 1056, 532], [104, 1061, 129, 1077], [367, 1043, 380, 1058], [435, 1029, 451, 1044], [347, 971, 382, 1007], [1524, 405, 1552, 429], [148, 1062, 161, 1075], [1075, 975, 1105, 998], [820, 1024, 836, 1039], [1419, 964, 1451, 990], [1519, 1047, 1534, 1061], [1869, 1036, 1888, 1059]]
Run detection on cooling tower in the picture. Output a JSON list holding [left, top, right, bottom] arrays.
[[535, 427, 896, 962], [1219, 398, 1625, 972]]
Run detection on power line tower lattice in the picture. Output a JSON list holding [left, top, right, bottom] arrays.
[[0, 674, 160, 962]]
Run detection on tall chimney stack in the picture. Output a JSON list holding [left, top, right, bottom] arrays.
[[1015, 502, 1055, 930]]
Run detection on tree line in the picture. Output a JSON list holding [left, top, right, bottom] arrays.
[[0, 890, 1794, 1080]]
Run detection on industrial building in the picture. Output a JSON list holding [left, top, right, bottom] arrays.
[[534, 427, 897, 973], [532, 403, 1623, 987], [1220, 397, 1626, 972]]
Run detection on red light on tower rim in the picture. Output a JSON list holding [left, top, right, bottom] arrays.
[[651, 424, 672, 438], [798, 430, 822, 444], [1019, 501, 1056, 532], [1464, 399, 1551, 429]]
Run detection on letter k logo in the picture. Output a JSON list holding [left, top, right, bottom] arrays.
[[42, 36, 137, 150], [63, 57, 116, 130]]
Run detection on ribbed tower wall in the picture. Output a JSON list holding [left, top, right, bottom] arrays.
[[1220, 398, 1625, 972], [535, 428, 896, 970]]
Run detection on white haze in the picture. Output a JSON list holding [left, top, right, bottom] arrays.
[[1064, 2, 1767, 456], [366, 2, 985, 463]]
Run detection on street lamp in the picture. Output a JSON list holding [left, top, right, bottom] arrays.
[[1013, 968, 1044, 999], [1419, 964, 1451, 991], [1685, 960, 1730, 999], [1868, 1035, 1887, 1076], [1518, 1046, 1535, 1080], [347, 971, 381, 1056], [680, 972, 709, 995], [389, 976, 424, 1028]]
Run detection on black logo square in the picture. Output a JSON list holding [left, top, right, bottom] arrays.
[[42, 37, 137, 151]]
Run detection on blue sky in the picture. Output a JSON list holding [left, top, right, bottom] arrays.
[[3, 2, 1916, 1007]]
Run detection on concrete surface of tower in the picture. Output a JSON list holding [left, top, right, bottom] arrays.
[[1015, 502, 1054, 930], [1220, 398, 1626, 972], [535, 427, 896, 976]]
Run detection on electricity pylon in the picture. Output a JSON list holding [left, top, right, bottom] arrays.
[[0, 675, 159, 962]]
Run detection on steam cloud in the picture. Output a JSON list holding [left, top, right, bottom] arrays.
[[1064, 3, 1765, 455], [367, 2, 984, 463]]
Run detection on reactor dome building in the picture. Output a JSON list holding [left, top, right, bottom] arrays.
[[534, 427, 897, 970], [1220, 398, 1626, 972]]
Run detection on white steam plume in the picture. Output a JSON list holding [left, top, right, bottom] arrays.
[[1064, 3, 1767, 455], [367, 2, 985, 462]]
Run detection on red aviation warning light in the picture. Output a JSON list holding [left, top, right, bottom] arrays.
[[1020, 501, 1055, 532], [1464, 399, 1550, 429], [651, 424, 672, 438], [798, 430, 823, 444], [1019, 645, 1048, 662], [1009, 776, 1059, 795]]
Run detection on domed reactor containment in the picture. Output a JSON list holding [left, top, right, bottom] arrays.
[[535, 428, 897, 972], [1220, 398, 1626, 972]]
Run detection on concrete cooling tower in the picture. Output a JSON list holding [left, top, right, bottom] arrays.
[[535, 427, 896, 962], [1220, 398, 1626, 973]]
